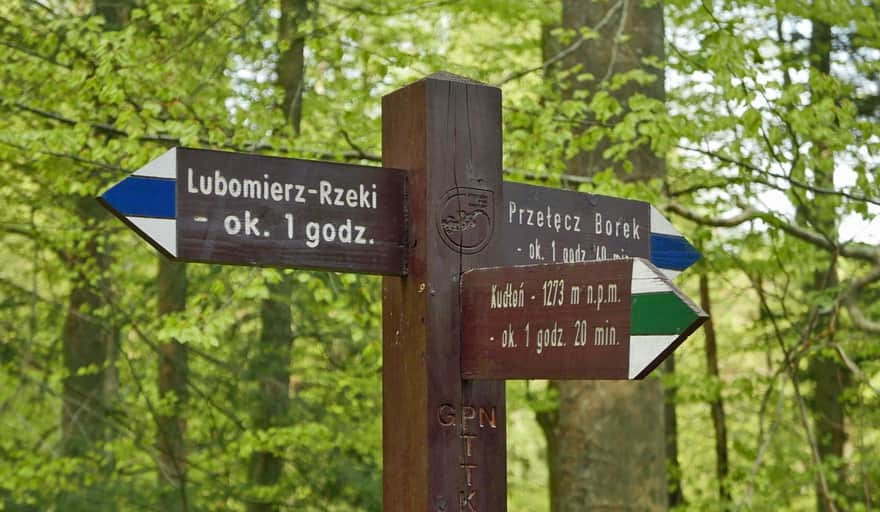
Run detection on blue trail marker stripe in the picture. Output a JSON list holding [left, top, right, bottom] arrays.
[[101, 176, 175, 219], [650, 233, 701, 271]]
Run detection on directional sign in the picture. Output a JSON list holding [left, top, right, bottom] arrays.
[[99, 147, 408, 275], [460, 258, 707, 380], [93, 73, 710, 511], [502, 182, 701, 279]]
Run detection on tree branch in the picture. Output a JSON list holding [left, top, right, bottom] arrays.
[[667, 201, 880, 263], [843, 264, 880, 333], [5, 100, 384, 164], [0, 38, 72, 69], [676, 144, 880, 207], [748, 271, 838, 512], [669, 201, 880, 331], [0, 138, 124, 172], [834, 344, 880, 395], [495, 0, 624, 87]]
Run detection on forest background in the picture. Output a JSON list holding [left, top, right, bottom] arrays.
[[1, 0, 878, 511]]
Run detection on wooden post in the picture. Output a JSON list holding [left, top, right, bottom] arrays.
[[382, 73, 507, 511]]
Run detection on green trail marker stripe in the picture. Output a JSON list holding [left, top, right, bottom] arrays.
[[630, 291, 699, 335]]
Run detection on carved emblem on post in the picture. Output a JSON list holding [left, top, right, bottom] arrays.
[[436, 187, 494, 254]]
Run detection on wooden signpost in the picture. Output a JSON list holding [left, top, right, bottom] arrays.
[[381, 72, 507, 512], [99, 148, 407, 275], [502, 182, 701, 279], [460, 258, 707, 380], [99, 72, 707, 512]]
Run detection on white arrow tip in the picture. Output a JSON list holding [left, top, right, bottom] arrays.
[[629, 335, 677, 379], [650, 205, 680, 237], [631, 258, 672, 294], [134, 147, 177, 179], [127, 217, 177, 257]]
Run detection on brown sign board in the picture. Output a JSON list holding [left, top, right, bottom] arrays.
[[502, 182, 650, 265], [100, 147, 408, 275], [99, 72, 710, 512], [500, 182, 702, 280], [461, 258, 707, 380]]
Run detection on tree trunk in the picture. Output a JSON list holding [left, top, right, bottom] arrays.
[[664, 356, 684, 507], [541, 380, 667, 511], [810, 351, 849, 512], [157, 258, 188, 511], [61, 224, 110, 456], [58, 3, 134, 506], [246, 277, 294, 512], [277, 0, 308, 134], [700, 273, 730, 504], [805, 17, 850, 512], [59, 200, 117, 511], [539, 1, 669, 510], [559, 0, 665, 183], [93, 0, 133, 28], [245, 2, 308, 510], [60, 0, 134, 461]]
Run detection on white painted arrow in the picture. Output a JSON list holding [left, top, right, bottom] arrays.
[[98, 148, 177, 257]]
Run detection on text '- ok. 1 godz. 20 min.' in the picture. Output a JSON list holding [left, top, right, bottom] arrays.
[[488, 277, 624, 355]]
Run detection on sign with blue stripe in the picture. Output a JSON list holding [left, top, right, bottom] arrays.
[[649, 233, 701, 272], [98, 147, 409, 275], [501, 182, 700, 278], [99, 149, 699, 279], [100, 176, 176, 218]]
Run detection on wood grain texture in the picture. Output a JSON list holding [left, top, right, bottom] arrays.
[[382, 73, 506, 512]]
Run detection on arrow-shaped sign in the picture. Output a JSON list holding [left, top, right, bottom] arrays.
[[460, 258, 707, 380], [99, 148, 179, 257], [502, 182, 700, 279], [99, 150, 700, 283], [99, 147, 408, 275]]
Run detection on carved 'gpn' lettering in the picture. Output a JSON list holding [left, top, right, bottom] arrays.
[[434, 403, 500, 512], [438, 404, 456, 427], [437, 404, 497, 430]]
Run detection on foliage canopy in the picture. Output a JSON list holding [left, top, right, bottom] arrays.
[[0, 0, 877, 510]]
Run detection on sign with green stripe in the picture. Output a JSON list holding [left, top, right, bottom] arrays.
[[460, 258, 707, 380]]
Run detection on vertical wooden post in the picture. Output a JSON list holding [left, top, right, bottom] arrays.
[[382, 72, 507, 511]]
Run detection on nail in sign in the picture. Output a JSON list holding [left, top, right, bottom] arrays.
[[460, 258, 708, 380]]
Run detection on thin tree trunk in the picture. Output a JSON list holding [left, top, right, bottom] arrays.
[[664, 356, 685, 507], [57, 0, 129, 496], [157, 259, 188, 511], [805, 16, 849, 512], [538, 1, 669, 510], [59, 200, 117, 510], [246, 278, 294, 512], [58, 3, 133, 509], [245, 2, 308, 510], [277, 0, 308, 134], [61, 234, 110, 456], [60, 0, 133, 460], [700, 273, 730, 504]]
